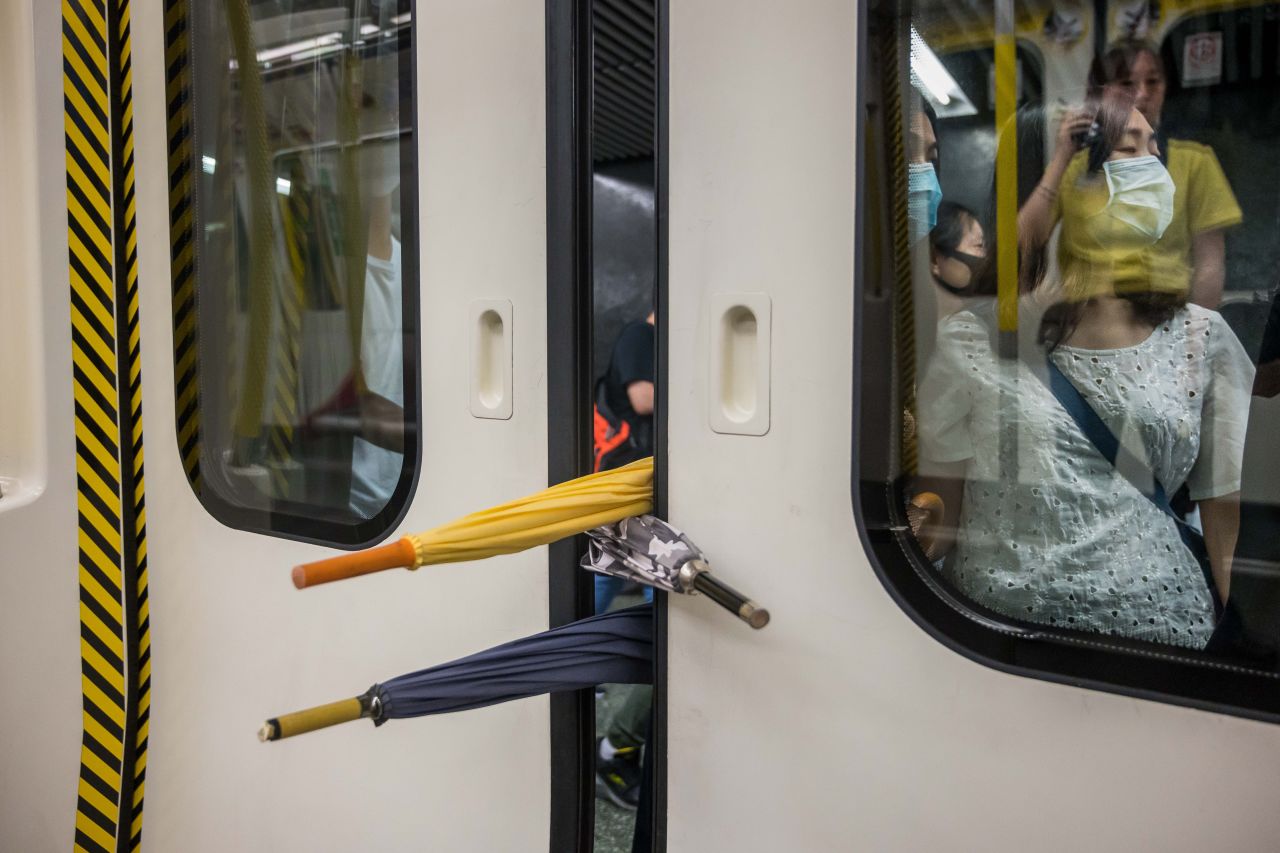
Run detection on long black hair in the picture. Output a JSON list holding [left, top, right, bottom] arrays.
[[962, 105, 1053, 298], [931, 201, 977, 256]]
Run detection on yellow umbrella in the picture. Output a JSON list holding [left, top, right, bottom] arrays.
[[292, 457, 653, 588]]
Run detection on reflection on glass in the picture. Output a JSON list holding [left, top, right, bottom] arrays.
[[591, 164, 657, 848], [870, 0, 1280, 665], [183, 0, 413, 537]]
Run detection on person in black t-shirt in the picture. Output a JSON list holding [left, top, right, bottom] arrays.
[[595, 311, 655, 613], [595, 312, 655, 475], [606, 315, 655, 417], [1215, 292, 1280, 665], [592, 313, 656, 814]]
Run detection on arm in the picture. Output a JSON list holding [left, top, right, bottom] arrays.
[[626, 380, 655, 416], [1189, 229, 1226, 309], [1016, 110, 1092, 251], [911, 461, 966, 561], [358, 391, 405, 453], [1200, 491, 1241, 603]]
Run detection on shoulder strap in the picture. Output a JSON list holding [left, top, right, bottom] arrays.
[[972, 302, 1178, 520], [1042, 356, 1177, 521], [1042, 353, 1224, 616]]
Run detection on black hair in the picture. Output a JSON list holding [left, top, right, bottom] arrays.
[[1087, 39, 1165, 97], [1039, 291, 1184, 350], [1084, 90, 1139, 173], [911, 96, 942, 173], [925, 100, 940, 174], [966, 105, 1054, 299], [930, 201, 977, 256]]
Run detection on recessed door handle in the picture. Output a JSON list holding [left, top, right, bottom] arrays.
[[709, 293, 770, 436], [470, 299, 513, 420]]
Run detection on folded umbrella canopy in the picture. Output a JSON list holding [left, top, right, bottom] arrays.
[[260, 605, 653, 741], [292, 457, 653, 588], [583, 515, 771, 629]]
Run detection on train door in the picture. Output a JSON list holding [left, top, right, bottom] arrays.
[[662, 0, 1280, 850], [130, 2, 560, 850], [1, 0, 569, 850], [0, 3, 90, 850]]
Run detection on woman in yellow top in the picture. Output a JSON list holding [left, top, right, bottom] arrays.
[[1020, 40, 1242, 307]]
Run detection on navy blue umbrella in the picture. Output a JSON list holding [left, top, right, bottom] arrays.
[[260, 605, 652, 741]]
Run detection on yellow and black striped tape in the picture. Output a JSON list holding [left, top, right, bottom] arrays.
[[882, 19, 917, 478], [63, 0, 149, 850], [164, 0, 200, 490]]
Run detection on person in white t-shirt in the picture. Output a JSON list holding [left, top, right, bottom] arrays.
[[348, 143, 406, 519]]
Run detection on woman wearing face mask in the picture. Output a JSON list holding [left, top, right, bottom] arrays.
[[930, 201, 986, 303], [914, 96, 1254, 649], [1019, 40, 1242, 308], [907, 100, 943, 244]]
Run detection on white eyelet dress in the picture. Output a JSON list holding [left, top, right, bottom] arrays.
[[918, 303, 1254, 649]]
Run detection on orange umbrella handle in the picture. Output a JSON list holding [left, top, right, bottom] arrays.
[[292, 537, 417, 589]]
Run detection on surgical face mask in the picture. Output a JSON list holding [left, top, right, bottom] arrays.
[[1100, 155, 1175, 243], [907, 162, 943, 243], [933, 248, 984, 295]]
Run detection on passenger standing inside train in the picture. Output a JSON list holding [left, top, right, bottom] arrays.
[[1019, 40, 1242, 308], [1206, 293, 1280, 665], [916, 96, 1254, 649], [348, 83, 408, 518], [907, 100, 942, 245], [592, 311, 655, 813], [929, 201, 987, 312], [348, 166, 406, 519], [594, 311, 656, 611], [907, 99, 951, 375]]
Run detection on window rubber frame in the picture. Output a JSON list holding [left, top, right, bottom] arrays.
[[849, 0, 1280, 724], [165, 4, 422, 549]]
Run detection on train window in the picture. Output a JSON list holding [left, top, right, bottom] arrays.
[[167, 1, 418, 545], [856, 0, 1280, 717]]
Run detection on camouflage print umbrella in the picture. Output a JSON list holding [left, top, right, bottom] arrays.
[[582, 514, 770, 629]]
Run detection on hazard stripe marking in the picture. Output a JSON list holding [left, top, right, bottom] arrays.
[[64, 0, 149, 849], [164, 0, 200, 488]]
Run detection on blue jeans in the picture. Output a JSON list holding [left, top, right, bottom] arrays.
[[595, 573, 654, 614]]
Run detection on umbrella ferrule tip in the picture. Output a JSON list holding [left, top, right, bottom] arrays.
[[740, 602, 771, 630]]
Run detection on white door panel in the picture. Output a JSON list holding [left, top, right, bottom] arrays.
[[665, 2, 1280, 851], [126, 1, 550, 850], [0, 3, 88, 850]]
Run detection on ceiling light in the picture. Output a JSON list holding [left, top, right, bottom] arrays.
[[910, 27, 957, 106], [256, 33, 341, 64]]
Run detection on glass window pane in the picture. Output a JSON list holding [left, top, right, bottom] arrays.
[[858, 0, 1280, 707], [174, 0, 417, 544]]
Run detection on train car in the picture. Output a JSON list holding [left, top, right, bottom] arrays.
[[3, 0, 1280, 850]]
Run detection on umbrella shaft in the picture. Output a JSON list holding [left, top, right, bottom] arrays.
[[692, 572, 770, 630]]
